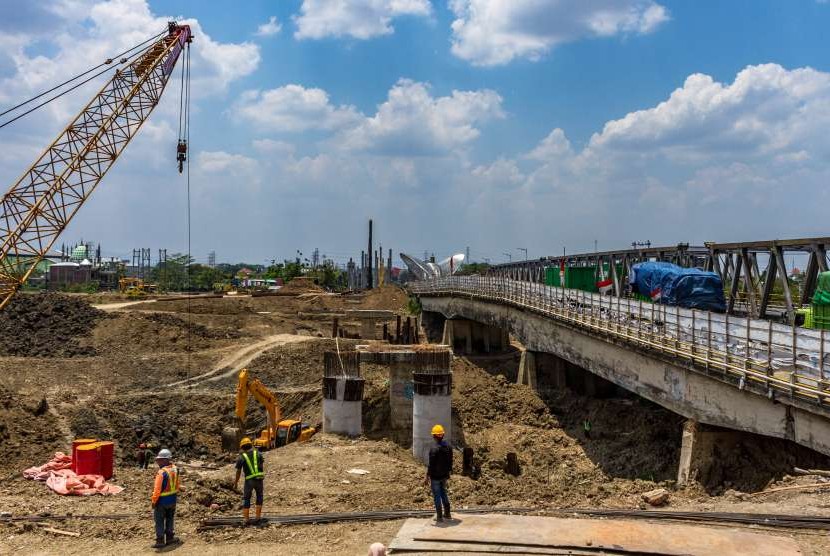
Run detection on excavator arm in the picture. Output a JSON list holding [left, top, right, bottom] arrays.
[[235, 368, 283, 448], [0, 23, 192, 310]]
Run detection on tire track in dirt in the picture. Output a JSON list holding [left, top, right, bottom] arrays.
[[165, 334, 312, 389]]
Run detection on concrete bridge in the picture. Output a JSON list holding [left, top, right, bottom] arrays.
[[410, 276, 830, 485]]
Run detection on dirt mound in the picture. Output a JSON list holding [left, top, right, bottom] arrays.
[[88, 312, 242, 354], [139, 297, 255, 315], [359, 285, 409, 311], [247, 338, 361, 389], [67, 393, 235, 464], [0, 293, 105, 357], [280, 277, 325, 295], [0, 385, 63, 471], [448, 356, 684, 506]]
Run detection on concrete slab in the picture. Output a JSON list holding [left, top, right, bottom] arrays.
[[391, 514, 801, 556]]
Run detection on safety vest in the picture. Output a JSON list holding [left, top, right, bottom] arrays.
[[241, 450, 264, 480], [158, 465, 179, 497]]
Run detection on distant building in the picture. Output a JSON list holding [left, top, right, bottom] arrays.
[[48, 261, 92, 289]]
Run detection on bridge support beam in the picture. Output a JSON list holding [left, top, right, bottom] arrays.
[[517, 350, 537, 390], [677, 419, 737, 488], [519, 351, 568, 395]]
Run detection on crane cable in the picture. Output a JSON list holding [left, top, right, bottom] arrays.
[[0, 29, 167, 130], [181, 40, 193, 376]]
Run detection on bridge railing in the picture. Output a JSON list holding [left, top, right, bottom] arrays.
[[410, 275, 830, 407]]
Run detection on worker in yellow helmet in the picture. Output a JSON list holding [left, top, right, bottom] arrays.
[[234, 437, 264, 525], [425, 424, 453, 523]]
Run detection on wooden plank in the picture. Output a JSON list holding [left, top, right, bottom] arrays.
[[409, 514, 801, 556]]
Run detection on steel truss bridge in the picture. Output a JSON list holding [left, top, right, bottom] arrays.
[[486, 237, 830, 322]]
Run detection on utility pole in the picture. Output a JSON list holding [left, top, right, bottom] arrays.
[[503, 252, 512, 263], [516, 247, 527, 260], [466, 246, 470, 263]]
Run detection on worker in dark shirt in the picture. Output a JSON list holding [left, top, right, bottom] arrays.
[[425, 424, 453, 522], [234, 437, 265, 525]]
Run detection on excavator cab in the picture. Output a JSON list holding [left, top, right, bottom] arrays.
[[224, 368, 317, 452]]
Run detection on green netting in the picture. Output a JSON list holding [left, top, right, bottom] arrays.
[[813, 271, 830, 306]]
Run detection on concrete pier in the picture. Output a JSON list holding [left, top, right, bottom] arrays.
[[322, 351, 364, 437], [442, 318, 508, 354], [358, 347, 453, 447], [413, 368, 452, 464]]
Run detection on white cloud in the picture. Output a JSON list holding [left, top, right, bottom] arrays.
[[449, 0, 669, 66], [525, 128, 574, 161], [234, 79, 503, 156], [339, 79, 504, 155], [0, 0, 259, 111], [587, 64, 830, 162], [294, 0, 431, 40], [255, 16, 282, 37], [233, 85, 361, 132], [252, 139, 296, 156], [197, 151, 258, 173]]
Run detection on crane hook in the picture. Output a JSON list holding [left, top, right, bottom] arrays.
[[176, 139, 187, 173]]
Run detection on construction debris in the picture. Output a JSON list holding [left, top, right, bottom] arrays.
[[641, 487, 670, 506]]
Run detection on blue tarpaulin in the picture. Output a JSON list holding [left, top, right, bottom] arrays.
[[630, 261, 726, 312]]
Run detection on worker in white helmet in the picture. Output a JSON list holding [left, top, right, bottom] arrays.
[[150, 448, 183, 548]]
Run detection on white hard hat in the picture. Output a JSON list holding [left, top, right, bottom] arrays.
[[155, 448, 173, 460]]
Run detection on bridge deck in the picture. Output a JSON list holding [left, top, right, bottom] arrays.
[[411, 276, 830, 407]]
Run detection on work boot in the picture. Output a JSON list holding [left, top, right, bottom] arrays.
[[165, 532, 180, 545], [151, 537, 165, 549], [255, 504, 263, 524], [242, 507, 250, 526], [435, 507, 443, 523], [443, 503, 452, 520]]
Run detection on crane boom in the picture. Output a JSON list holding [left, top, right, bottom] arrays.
[[0, 23, 192, 310]]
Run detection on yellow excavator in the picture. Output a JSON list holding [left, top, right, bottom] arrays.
[[222, 368, 316, 451]]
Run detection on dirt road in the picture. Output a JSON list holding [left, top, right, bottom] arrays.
[[166, 334, 313, 389]]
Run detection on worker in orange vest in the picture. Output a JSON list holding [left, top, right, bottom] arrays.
[[151, 448, 182, 548]]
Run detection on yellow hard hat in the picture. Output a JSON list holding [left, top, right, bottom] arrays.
[[431, 424, 445, 436], [239, 437, 253, 448]]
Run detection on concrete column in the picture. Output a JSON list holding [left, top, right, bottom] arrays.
[[361, 319, 375, 340], [322, 351, 363, 437], [413, 371, 452, 464], [441, 320, 454, 347], [389, 360, 415, 446], [322, 378, 364, 436], [517, 350, 537, 390]]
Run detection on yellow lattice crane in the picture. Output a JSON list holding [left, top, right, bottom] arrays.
[[0, 22, 193, 310]]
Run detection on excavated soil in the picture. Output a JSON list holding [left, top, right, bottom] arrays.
[[0, 385, 63, 472], [246, 338, 362, 389], [0, 293, 106, 357], [278, 277, 325, 295], [2, 289, 830, 555], [66, 393, 233, 463], [87, 312, 243, 354]]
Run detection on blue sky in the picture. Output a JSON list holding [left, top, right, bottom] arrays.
[[1, 0, 829, 267]]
